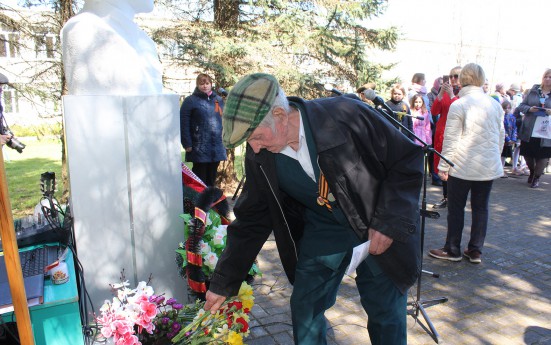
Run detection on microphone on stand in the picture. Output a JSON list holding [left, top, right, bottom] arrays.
[[324, 83, 343, 96], [363, 89, 396, 115], [363, 89, 424, 120], [396, 112, 425, 121], [217, 87, 228, 97]]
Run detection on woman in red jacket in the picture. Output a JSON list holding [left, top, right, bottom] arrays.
[[431, 66, 462, 209]]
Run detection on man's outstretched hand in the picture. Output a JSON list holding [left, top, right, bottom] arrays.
[[204, 290, 227, 314]]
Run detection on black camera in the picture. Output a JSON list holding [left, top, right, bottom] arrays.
[[2, 127, 26, 153]]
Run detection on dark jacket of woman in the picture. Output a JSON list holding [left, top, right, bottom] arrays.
[[180, 88, 227, 163], [384, 99, 415, 141], [208, 96, 424, 297]]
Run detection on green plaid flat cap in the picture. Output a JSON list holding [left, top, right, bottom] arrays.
[[222, 73, 279, 148]]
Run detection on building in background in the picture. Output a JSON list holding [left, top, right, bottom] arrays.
[[0, 5, 200, 129], [369, 0, 550, 91]]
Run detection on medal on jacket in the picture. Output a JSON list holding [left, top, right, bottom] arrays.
[[317, 172, 333, 211], [215, 100, 222, 116]]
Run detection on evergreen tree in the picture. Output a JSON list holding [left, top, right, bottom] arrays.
[[155, 0, 398, 95], [154, 0, 399, 187]]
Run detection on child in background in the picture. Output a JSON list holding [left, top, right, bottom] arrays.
[[385, 84, 414, 140], [410, 94, 432, 147], [501, 100, 517, 178]]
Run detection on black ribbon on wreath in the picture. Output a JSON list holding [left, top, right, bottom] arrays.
[[181, 164, 230, 221], [184, 187, 225, 300], [177, 167, 258, 302]]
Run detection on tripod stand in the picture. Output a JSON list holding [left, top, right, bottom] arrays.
[[407, 148, 448, 344], [366, 98, 453, 344]]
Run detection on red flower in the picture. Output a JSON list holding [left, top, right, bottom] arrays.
[[235, 317, 248, 333], [232, 301, 243, 310]]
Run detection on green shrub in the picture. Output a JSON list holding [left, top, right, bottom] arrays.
[[4, 138, 63, 218], [9, 123, 62, 138]]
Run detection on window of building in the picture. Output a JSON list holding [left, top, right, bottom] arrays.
[[35, 31, 56, 59], [2, 85, 19, 113], [0, 31, 21, 58]]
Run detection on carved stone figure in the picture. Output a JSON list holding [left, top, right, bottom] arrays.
[[61, 0, 162, 95]]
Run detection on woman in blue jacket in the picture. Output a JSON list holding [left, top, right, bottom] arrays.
[[180, 73, 227, 186]]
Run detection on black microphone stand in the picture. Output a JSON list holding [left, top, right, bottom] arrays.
[[370, 103, 454, 344]]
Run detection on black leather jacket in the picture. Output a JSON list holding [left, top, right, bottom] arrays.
[[209, 96, 424, 296]]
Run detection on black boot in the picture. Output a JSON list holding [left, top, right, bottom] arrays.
[[432, 198, 447, 209]]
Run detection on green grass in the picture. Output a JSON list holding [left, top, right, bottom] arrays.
[[3, 137, 62, 219], [3, 139, 245, 219]]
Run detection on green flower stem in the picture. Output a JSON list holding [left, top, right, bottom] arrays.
[[172, 310, 214, 343], [171, 301, 241, 344]]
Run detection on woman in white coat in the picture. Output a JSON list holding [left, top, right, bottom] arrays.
[[429, 63, 504, 264]]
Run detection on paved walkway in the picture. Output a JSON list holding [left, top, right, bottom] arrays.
[[237, 168, 551, 345]]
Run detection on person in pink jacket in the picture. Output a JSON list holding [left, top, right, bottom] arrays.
[[410, 94, 432, 146]]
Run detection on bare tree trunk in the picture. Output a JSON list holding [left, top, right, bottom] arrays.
[[214, 0, 240, 30], [217, 149, 239, 196], [58, 0, 75, 203], [214, 0, 240, 196]]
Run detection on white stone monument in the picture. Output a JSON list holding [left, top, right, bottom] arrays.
[[62, 0, 162, 95], [61, 0, 185, 306]]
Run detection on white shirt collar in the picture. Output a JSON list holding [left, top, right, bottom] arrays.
[[279, 110, 316, 181]]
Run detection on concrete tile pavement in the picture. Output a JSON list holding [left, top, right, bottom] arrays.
[[237, 168, 551, 345]]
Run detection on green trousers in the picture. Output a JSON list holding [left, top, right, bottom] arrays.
[[290, 250, 407, 345]]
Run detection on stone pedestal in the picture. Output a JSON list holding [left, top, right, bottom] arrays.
[[63, 94, 186, 306]]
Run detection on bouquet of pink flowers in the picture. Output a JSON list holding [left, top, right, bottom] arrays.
[[95, 278, 191, 345], [96, 280, 159, 344], [96, 277, 255, 345]]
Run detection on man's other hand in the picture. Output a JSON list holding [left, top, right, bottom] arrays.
[[368, 228, 393, 255]]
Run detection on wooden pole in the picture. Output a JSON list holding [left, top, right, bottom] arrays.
[[0, 148, 35, 344]]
